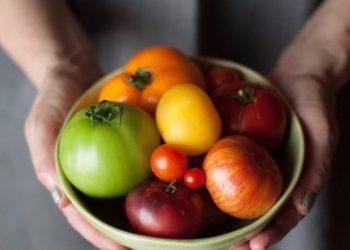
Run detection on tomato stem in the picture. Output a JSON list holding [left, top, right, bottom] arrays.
[[85, 100, 124, 129], [164, 180, 177, 194], [127, 68, 153, 91], [218, 87, 255, 104]]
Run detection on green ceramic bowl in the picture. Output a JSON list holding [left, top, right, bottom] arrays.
[[55, 57, 305, 250]]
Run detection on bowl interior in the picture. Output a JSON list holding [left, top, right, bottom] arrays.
[[55, 57, 304, 249]]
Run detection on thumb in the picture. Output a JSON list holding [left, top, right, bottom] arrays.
[[292, 101, 338, 215], [25, 79, 83, 208], [273, 74, 338, 215]]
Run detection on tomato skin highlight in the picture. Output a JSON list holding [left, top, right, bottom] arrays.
[[151, 144, 188, 182], [184, 168, 206, 189], [58, 102, 161, 198]]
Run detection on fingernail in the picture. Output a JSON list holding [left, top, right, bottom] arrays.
[[51, 186, 62, 206], [301, 191, 316, 215]]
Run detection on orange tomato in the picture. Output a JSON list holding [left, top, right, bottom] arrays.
[[98, 74, 141, 106], [98, 46, 205, 115], [203, 135, 283, 219]]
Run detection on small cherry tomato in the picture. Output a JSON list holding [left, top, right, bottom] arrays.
[[207, 66, 240, 93], [184, 168, 206, 189], [151, 144, 188, 182]]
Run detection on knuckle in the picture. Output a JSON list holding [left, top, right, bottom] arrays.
[[25, 112, 62, 143], [315, 165, 331, 185], [34, 170, 50, 188], [307, 112, 338, 149], [305, 111, 331, 137]]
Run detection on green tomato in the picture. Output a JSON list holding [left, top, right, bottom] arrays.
[[58, 101, 161, 198]]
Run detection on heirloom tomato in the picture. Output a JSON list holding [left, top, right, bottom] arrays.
[[211, 81, 287, 151], [156, 84, 222, 156], [58, 101, 161, 198], [203, 135, 283, 219], [99, 46, 205, 115]]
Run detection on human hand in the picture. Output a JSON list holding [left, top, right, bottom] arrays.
[[231, 0, 350, 247], [230, 3, 349, 249], [232, 66, 338, 250], [24, 53, 127, 250]]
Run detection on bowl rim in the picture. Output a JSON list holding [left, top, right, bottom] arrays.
[[55, 56, 305, 247]]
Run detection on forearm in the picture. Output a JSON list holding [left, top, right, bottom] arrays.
[[276, 0, 350, 90], [0, 0, 97, 88]]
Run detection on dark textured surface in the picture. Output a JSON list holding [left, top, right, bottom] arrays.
[[0, 1, 348, 250], [329, 84, 350, 250]]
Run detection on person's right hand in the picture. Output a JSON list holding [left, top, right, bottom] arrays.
[[24, 53, 127, 250]]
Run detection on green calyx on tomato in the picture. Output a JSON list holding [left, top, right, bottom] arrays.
[[219, 87, 255, 104], [164, 180, 178, 194], [59, 101, 161, 198], [85, 100, 124, 129], [127, 68, 153, 91]]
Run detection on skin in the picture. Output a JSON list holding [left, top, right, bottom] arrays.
[[0, 0, 349, 249]]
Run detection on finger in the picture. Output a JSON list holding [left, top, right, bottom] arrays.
[[62, 203, 128, 250], [249, 203, 302, 250], [230, 242, 251, 250], [270, 74, 338, 215], [287, 79, 338, 215], [25, 79, 82, 207], [292, 114, 336, 215]]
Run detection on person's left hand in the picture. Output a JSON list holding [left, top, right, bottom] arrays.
[[232, 69, 338, 250], [230, 0, 350, 247]]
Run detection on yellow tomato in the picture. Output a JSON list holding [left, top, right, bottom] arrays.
[[156, 84, 222, 156]]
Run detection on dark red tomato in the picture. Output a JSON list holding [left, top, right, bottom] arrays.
[[211, 81, 287, 151], [125, 180, 204, 238], [184, 168, 206, 189], [151, 144, 188, 182], [207, 66, 240, 93]]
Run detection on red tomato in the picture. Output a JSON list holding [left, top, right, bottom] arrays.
[[211, 81, 287, 151], [184, 168, 206, 189], [203, 135, 283, 219], [151, 145, 188, 182], [125, 179, 204, 238], [207, 66, 240, 93]]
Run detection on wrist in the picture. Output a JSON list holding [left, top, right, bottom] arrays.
[[274, 0, 350, 91], [39, 49, 102, 92]]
